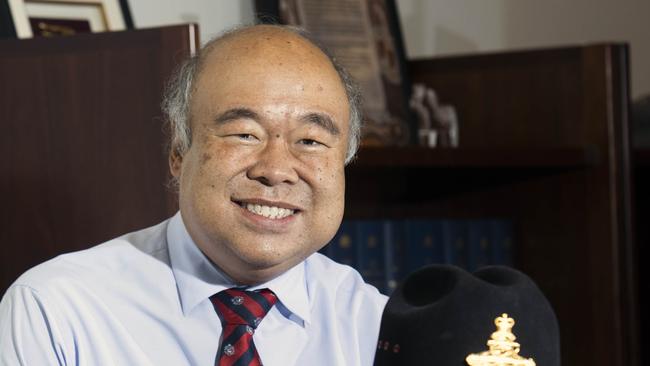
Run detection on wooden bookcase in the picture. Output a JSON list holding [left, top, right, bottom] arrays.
[[344, 44, 638, 365]]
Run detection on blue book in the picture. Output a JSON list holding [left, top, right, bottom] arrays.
[[404, 219, 445, 275], [467, 220, 491, 271], [383, 220, 406, 294], [356, 220, 386, 293], [442, 220, 468, 269], [489, 219, 515, 267], [327, 220, 357, 267]]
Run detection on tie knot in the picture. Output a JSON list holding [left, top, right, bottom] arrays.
[[210, 288, 277, 328]]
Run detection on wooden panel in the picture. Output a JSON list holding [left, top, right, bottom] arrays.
[[632, 148, 650, 366], [578, 45, 636, 365], [0, 25, 197, 292], [409, 46, 585, 148]]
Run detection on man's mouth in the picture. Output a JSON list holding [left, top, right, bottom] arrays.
[[234, 200, 298, 220]]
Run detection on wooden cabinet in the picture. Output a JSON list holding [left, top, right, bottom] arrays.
[[344, 44, 638, 365], [0, 25, 193, 293]]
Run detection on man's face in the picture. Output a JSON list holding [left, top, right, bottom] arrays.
[[170, 28, 350, 284]]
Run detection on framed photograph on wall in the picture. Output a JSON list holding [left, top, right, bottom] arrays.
[[1, 0, 133, 38], [255, 0, 415, 147]]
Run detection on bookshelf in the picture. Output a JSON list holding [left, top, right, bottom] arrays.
[[342, 45, 638, 366]]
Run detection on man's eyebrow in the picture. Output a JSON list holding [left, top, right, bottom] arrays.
[[301, 113, 340, 136], [214, 108, 260, 124]]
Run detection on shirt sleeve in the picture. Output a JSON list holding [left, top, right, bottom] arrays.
[[357, 285, 388, 366], [0, 285, 68, 366]]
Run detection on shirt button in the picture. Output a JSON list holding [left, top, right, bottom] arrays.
[[231, 296, 244, 305], [246, 325, 254, 335], [224, 344, 235, 356]]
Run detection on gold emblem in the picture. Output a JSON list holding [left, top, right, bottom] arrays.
[[466, 314, 536, 366]]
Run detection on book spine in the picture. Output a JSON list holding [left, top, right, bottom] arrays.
[[405, 219, 444, 275], [442, 220, 469, 269], [356, 220, 386, 293], [327, 220, 357, 267], [489, 219, 515, 267], [467, 219, 491, 271], [383, 220, 406, 294]]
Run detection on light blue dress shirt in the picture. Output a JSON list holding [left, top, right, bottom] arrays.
[[0, 212, 387, 365]]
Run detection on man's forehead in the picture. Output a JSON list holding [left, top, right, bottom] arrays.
[[192, 26, 348, 109], [188, 25, 351, 138], [200, 26, 328, 69]]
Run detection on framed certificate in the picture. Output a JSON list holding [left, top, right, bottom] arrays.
[[1, 0, 133, 38], [256, 0, 415, 147]]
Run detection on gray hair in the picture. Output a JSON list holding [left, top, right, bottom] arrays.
[[162, 24, 363, 164]]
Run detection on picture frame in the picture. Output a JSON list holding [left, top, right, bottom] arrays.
[[1, 0, 133, 38], [255, 0, 416, 147]]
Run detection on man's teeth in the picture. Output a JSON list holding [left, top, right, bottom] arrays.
[[245, 203, 295, 219]]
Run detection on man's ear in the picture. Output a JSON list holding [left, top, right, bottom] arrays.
[[169, 148, 183, 178]]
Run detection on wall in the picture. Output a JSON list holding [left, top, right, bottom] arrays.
[[126, 0, 649, 99], [396, 0, 650, 99], [127, 0, 254, 44]]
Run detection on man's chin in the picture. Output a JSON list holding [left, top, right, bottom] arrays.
[[229, 253, 306, 284]]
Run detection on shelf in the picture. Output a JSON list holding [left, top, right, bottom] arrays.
[[350, 146, 600, 168], [344, 146, 599, 213]]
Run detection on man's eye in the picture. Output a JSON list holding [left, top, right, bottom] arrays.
[[235, 133, 256, 140], [298, 139, 323, 146]]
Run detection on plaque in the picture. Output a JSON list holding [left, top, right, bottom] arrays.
[[2, 0, 133, 39], [256, 0, 415, 147]]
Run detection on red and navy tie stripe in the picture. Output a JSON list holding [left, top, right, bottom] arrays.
[[210, 288, 277, 366]]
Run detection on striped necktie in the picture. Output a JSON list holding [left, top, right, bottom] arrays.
[[210, 288, 277, 366]]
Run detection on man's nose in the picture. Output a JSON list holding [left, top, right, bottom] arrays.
[[246, 141, 299, 186]]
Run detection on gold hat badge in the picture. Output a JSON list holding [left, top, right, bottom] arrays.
[[466, 313, 536, 366]]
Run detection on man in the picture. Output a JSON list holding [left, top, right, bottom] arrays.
[[0, 25, 387, 365]]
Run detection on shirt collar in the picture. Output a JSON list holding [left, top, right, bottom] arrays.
[[167, 212, 311, 326]]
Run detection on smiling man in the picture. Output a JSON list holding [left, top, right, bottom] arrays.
[[0, 25, 387, 366]]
